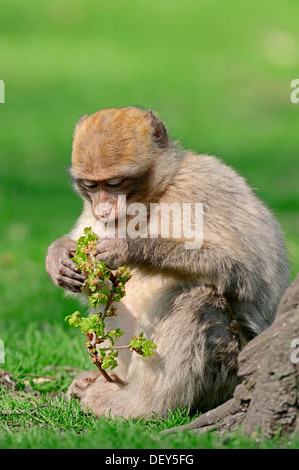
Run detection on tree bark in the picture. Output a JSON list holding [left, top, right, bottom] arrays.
[[163, 275, 299, 437]]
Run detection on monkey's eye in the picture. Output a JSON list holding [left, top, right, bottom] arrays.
[[106, 177, 125, 187], [81, 180, 98, 189]]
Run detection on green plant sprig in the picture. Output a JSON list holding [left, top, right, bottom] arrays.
[[65, 227, 157, 384]]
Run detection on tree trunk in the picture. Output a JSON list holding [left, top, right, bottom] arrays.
[[164, 275, 299, 437]]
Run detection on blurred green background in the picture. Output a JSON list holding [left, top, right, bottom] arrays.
[[0, 0, 299, 381]]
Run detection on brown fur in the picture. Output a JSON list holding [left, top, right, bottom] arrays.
[[72, 107, 154, 180]]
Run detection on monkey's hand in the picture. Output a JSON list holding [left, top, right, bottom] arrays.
[[46, 236, 86, 293], [96, 238, 129, 270]]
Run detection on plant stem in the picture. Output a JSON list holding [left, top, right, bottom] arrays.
[[103, 273, 118, 315], [92, 356, 115, 383], [91, 353, 126, 386], [85, 332, 126, 386], [86, 332, 115, 383]]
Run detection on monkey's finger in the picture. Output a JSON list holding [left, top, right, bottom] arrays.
[[59, 265, 86, 282], [57, 275, 83, 292], [62, 256, 82, 273], [61, 259, 86, 279], [96, 252, 114, 268], [68, 384, 85, 399], [69, 287, 82, 293], [98, 256, 119, 270]]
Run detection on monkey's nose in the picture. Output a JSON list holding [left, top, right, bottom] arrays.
[[94, 203, 113, 220]]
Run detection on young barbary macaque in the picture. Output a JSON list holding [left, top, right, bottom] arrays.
[[46, 106, 289, 419]]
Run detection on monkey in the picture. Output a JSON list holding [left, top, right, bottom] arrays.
[[45, 106, 289, 419]]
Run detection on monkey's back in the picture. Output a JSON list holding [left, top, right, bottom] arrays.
[[167, 152, 290, 336]]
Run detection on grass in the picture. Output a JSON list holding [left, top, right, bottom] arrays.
[[0, 0, 299, 449], [1, 390, 299, 449]]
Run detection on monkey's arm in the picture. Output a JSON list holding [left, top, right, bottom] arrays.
[[46, 236, 86, 292], [96, 237, 254, 299]]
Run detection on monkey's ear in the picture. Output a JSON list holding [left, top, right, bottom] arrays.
[[76, 114, 89, 127], [146, 110, 168, 148]]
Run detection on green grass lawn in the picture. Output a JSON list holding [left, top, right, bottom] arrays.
[[1, 387, 299, 449], [0, 0, 299, 449]]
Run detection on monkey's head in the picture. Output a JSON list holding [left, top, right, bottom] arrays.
[[70, 106, 174, 223]]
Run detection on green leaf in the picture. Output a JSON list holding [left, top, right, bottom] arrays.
[[65, 226, 140, 371], [65, 311, 82, 328], [101, 352, 118, 370], [129, 332, 157, 357], [107, 328, 125, 345]]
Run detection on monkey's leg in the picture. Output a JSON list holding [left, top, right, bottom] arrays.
[[79, 286, 243, 419], [67, 370, 102, 399], [67, 370, 127, 400]]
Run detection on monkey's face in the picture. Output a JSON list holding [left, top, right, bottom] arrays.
[[70, 107, 168, 223], [71, 175, 142, 223]]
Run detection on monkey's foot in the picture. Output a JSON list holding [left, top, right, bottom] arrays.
[[67, 370, 101, 400]]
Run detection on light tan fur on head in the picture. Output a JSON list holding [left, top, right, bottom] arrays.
[[71, 107, 164, 181]]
